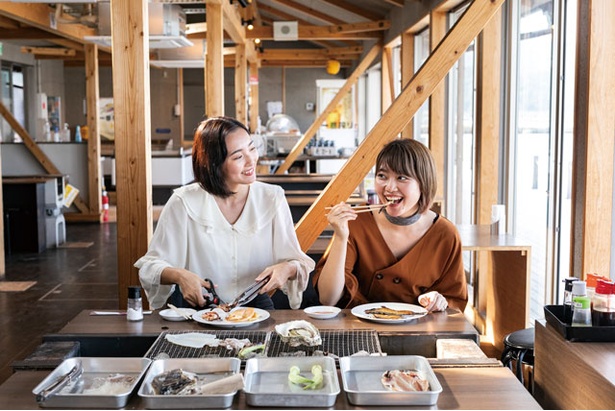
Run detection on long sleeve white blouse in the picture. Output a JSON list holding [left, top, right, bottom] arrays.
[[134, 181, 315, 309]]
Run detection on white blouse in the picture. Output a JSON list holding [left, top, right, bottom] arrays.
[[135, 181, 315, 309]]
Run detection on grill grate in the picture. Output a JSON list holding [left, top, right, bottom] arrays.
[[266, 329, 382, 358], [145, 330, 269, 359]]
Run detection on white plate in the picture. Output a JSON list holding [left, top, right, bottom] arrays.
[[351, 302, 427, 324], [304, 305, 341, 320], [159, 308, 196, 322], [193, 307, 270, 328]]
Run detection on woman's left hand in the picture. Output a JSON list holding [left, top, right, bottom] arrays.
[[256, 261, 297, 294], [418, 291, 448, 312]]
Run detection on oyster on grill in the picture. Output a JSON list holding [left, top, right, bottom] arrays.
[[275, 320, 322, 347]]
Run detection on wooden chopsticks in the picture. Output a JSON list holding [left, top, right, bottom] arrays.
[[325, 201, 392, 214]]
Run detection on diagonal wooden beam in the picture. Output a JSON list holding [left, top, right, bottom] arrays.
[[276, 42, 381, 175], [294, 0, 506, 251]]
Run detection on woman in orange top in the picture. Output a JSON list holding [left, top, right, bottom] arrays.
[[314, 139, 467, 312]]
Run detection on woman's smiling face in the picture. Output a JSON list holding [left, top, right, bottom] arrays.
[[222, 128, 258, 190], [375, 165, 421, 217]]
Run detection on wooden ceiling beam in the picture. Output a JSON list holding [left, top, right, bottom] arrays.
[[319, 0, 384, 20], [21, 46, 76, 57], [0, 3, 96, 44], [271, 0, 345, 25], [247, 24, 383, 40]]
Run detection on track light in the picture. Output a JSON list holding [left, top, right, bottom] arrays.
[[242, 18, 254, 31]]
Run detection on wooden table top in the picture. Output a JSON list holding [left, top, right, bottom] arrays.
[[59, 308, 479, 338]]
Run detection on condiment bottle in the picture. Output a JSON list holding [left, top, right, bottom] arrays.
[[563, 277, 578, 323], [74, 125, 82, 142], [592, 280, 615, 326], [571, 280, 587, 315], [127, 286, 143, 322], [571, 296, 592, 327]]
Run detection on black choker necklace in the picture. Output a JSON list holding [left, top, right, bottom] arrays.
[[382, 209, 421, 226]]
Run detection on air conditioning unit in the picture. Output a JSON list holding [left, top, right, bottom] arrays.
[[273, 21, 298, 41], [86, 3, 192, 49]]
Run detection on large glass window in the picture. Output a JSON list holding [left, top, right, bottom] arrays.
[[510, 0, 556, 321]]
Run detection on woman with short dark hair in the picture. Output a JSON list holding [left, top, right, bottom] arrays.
[[314, 138, 467, 312], [136, 117, 314, 310]]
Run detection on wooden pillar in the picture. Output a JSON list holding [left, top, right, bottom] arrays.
[[249, 62, 259, 133], [84, 43, 101, 219], [401, 31, 415, 138], [0, 143, 4, 275], [571, 0, 615, 278], [110, 0, 153, 309], [206, 1, 224, 117], [381, 45, 394, 114], [429, 9, 447, 201], [476, 8, 502, 226], [235, 43, 248, 126]]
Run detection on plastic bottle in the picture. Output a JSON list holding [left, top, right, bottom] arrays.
[[571, 296, 592, 327], [127, 286, 143, 322], [592, 280, 615, 326], [62, 123, 71, 142], [562, 277, 578, 323], [74, 125, 82, 142], [53, 126, 60, 142], [571, 280, 587, 312], [43, 120, 51, 142]]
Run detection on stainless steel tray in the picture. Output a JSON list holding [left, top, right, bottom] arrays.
[[339, 355, 442, 406], [243, 356, 340, 407], [137, 358, 241, 409], [32, 357, 151, 409]]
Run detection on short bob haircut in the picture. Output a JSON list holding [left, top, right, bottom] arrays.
[[192, 116, 250, 198], [375, 138, 437, 214]]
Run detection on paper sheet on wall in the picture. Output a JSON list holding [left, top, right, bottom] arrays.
[[267, 101, 283, 119]]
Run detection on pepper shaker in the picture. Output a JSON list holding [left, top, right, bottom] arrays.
[[127, 286, 143, 322]]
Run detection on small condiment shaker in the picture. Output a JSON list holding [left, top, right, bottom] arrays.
[[563, 277, 578, 323], [127, 286, 143, 322]]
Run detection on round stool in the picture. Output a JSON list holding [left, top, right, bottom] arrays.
[[501, 327, 534, 386]]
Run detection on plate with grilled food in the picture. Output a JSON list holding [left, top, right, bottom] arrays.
[[192, 307, 270, 328], [351, 303, 427, 324]]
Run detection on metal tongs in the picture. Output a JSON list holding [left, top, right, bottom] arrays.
[[224, 277, 269, 311], [36, 361, 83, 403]]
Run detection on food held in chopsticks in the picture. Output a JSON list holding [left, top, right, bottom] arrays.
[[381, 369, 429, 392], [364, 305, 416, 319]]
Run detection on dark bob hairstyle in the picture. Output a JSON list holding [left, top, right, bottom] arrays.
[[375, 138, 437, 214], [192, 116, 250, 198]]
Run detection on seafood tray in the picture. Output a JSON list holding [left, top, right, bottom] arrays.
[[339, 355, 442, 406], [138, 358, 241, 409], [243, 356, 340, 407], [144, 330, 269, 359], [266, 329, 382, 358], [32, 357, 151, 409]]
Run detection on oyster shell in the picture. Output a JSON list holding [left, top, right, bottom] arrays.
[[275, 320, 322, 347]]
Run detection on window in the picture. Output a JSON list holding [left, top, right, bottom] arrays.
[[413, 28, 430, 147], [1, 63, 26, 142]]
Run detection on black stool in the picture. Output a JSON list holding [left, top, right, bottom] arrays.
[[501, 327, 534, 388]]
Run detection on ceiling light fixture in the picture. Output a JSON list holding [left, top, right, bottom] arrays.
[[241, 18, 254, 31]]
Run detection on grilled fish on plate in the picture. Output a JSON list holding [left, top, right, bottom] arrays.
[[364, 306, 416, 319]]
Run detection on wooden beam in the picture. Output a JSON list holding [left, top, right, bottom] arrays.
[[249, 62, 259, 133], [476, 8, 502, 225], [85, 43, 101, 219], [401, 30, 415, 138], [222, 0, 246, 45], [0, 3, 95, 44], [247, 23, 385, 40], [256, 47, 361, 60], [275, 42, 381, 175], [21, 46, 75, 57], [429, 9, 447, 202], [271, 0, 346, 24], [294, 0, 506, 251], [381, 45, 394, 113], [235, 43, 248, 126], [572, 0, 615, 278], [320, 0, 385, 20], [0, 143, 4, 275], [111, 0, 152, 309], [206, 2, 224, 117]]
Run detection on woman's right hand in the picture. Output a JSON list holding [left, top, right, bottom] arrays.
[[326, 202, 358, 239], [162, 267, 210, 307]]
